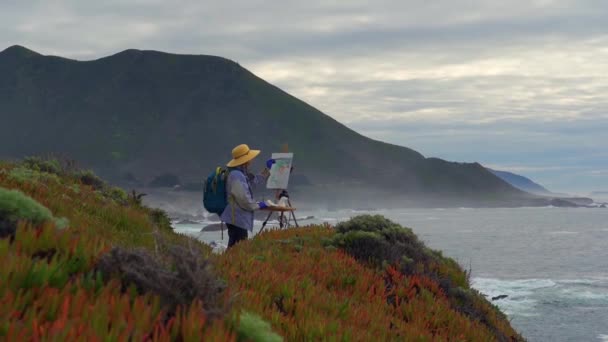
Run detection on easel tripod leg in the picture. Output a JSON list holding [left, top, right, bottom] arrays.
[[260, 211, 274, 233], [288, 199, 299, 227]]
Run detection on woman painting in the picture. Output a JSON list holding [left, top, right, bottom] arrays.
[[220, 144, 273, 248]]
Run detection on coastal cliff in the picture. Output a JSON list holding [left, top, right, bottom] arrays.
[[0, 158, 522, 340]]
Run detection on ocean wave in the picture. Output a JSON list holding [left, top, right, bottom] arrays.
[[557, 277, 608, 286], [473, 278, 557, 292], [598, 334, 608, 342], [173, 226, 205, 233], [172, 221, 211, 226], [555, 282, 608, 303], [472, 278, 556, 316], [472, 277, 608, 317], [319, 217, 339, 222], [547, 231, 579, 235]]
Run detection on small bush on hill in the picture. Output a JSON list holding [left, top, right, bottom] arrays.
[[5, 166, 60, 185], [103, 186, 129, 205], [95, 237, 226, 319], [148, 208, 173, 231], [0, 187, 59, 239], [75, 169, 106, 190], [16, 157, 110, 194], [336, 214, 407, 234], [330, 215, 512, 341], [0, 187, 52, 225], [331, 215, 431, 275], [22, 156, 62, 175]]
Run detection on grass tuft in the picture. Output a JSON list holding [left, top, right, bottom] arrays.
[[237, 311, 283, 342]]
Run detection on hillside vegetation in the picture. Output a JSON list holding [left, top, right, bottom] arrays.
[[0, 158, 523, 340], [0, 45, 524, 202]]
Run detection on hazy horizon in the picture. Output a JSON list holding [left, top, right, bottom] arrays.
[[2, 1, 606, 194]]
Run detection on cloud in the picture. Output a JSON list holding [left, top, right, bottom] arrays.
[[1, 0, 607, 192]]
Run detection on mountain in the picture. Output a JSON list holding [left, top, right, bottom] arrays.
[[488, 169, 552, 195], [0, 45, 527, 204]]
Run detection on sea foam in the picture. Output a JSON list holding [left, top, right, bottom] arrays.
[[472, 277, 608, 317]]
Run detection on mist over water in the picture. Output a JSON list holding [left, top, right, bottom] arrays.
[[174, 207, 608, 342]]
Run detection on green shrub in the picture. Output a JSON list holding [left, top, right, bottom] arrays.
[[0, 187, 54, 224], [75, 170, 105, 190], [331, 215, 429, 273], [148, 208, 173, 231], [0, 187, 67, 239], [104, 187, 129, 205], [22, 157, 62, 175], [330, 215, 512, 341], [69, 184, 80, 194], [332, 216, 467, 287], [237, 311, 282, 342], [7, 167, 60, 185], [335, 214, 402, 234]]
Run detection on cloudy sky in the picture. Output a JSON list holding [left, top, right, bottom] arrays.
[[2, 0, 607, 194]]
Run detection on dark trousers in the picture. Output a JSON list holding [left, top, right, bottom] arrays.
[[227, 224, 248, 248]]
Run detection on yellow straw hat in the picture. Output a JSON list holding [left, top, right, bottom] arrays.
[[227, 144, 261, 167]]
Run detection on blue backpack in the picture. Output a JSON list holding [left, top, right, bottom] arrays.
[[203, 167, 229, 216]]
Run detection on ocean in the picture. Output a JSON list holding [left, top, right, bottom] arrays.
[[173, 207, 608, 342]]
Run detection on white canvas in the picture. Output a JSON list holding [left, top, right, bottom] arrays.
[[266, 153, 293, 189]]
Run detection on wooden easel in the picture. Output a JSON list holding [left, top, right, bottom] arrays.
[[259, 144, 299, 233], [260, 202, 298, 231]]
